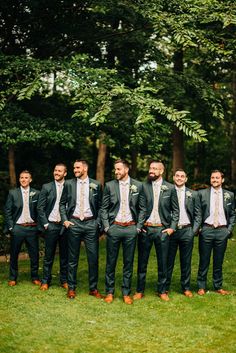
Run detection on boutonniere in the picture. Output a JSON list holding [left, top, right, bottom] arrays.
[[161, 185, 168, 192], [89, 182, 98, 190], [224, 192, 231, 201], [130, 184, 138, 193], [29, 191, 36, 197], [186, 191, 192, 198]]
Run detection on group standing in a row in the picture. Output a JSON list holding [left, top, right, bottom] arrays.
[[4, 159, 236, 304]]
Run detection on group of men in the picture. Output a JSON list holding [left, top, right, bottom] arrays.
[[4, 159, 236, 304]]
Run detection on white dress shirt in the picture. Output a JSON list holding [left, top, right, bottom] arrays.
[[115, 177, 133, 222], [175, 186, 190, 226], [48, 181, 64, 222], [17, 187, 34, 224], [73, 177, 93, 218], [205, 187, 227, 226]]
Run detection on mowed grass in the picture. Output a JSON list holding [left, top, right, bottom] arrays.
[[0, 234, 236, 353]]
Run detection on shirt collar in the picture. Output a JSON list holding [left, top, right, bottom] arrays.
[[77, 176, 89, 184], [119, 176, 130, 186], [175, 185, 185, 192], [153, 178, 162, 187], [21, 186, 30, 193]]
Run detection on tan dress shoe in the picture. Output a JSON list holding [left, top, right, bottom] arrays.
[[197, 288, 206, 296], [89, 289, 104, 299], [67, 289, 76, 299], [184, 290, 193, 298], [133, 292, 144, 300], [123, 295, 133, 305], [104, 294, 114, 303], [215, 289, 231, 295], [32, 280, 41, 286], [158, 293, 170, 301], [61, 283, 69, 289], [8, 280, 16, 286], [40, 283, 49, 291]]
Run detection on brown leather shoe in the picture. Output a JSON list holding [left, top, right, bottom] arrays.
[[215, 289, 231, 295], [133, 292, 144, 300], [184, 290, 193, 298], [158, 293, 170, 301], [197, 288, 206, 296], [89, 289, 104, 299], [104, 294, 114, 303], [40, 283, 49, 291], [123, 295, 133, 305], [8, 280, 16, 287], [61, 282, 68, 289], [67, 289, 76, 299], [32, 279, 41, 286]]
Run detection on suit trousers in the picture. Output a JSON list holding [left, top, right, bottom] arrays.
[[41, 222, 68, 285], [197, 226, 228, 290], [105, 224, 137, 296], [136, 226, 170, 294], [9, 224, 39, 281], [166, 227, 194, 291], [67, 218, 99, 291]]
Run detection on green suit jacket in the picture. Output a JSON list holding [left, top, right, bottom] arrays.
[[59, 177, 102, 228], [198, 187, 236, 234], [101, 178, 146, 230], [4, 187, 40, 232], [181, 187, 201, 234], [37, 181, 59, 231], [143, 179, 179, 230]]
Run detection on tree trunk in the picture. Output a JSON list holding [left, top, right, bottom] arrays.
[[172, 49, 184, 173], [96, 133, 107, 186], [172, 126, 184, 172], [130, 150, 137, 178], [8, 144, 17, 188], [231, 71, 236, 187]]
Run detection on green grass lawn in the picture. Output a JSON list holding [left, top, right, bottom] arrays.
[[0, 235, 236, 353]]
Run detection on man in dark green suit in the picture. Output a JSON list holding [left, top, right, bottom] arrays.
[[166, 169, 201, 297], [37, 163, 68, 290], [4, 170, 41, 286], [134, 160, 179, 301], [59, 160, 103, 299], [101, 159, 146, 305], [197, 170, 236, 296]]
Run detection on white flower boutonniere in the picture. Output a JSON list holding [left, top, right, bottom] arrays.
[[29, 191, 36, 197], [89, 182, 98, 190], [161, 185, 168, 192], [186, 191, 192, 198], [224, 192, 231, 201], [130, 184, 138, 193]]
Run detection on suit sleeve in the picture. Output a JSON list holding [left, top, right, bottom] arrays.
[[4, 191, 14, 231], [170, 188, 179, 230], [59, 182, 68, 223], [193, 191, 202, 234], [100, 184, 110, 229], [137, 184, 146, 229], [37, 185, 49, 227], [227, 193, 236, 234]]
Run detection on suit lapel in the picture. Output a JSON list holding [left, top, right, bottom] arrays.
[[72, 178, 77, 206], [115, 180, 121, 202]]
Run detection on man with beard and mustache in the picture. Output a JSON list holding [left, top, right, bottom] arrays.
[[101, 159, 146, 304], [197, 170, 236, 296], [59, 160, 103, 300], [133, 160, 179, 301], [37, 163, 68, 290]]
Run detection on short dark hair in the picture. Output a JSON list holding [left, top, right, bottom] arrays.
[[174, 168, 187, 176], [149, 160, 165, 169], [114, 159, 130, 169], [74, 159, 89, 168], [55, 163, 67, 172], [211, 169, 224, 178], [19, 170, 32, 178]]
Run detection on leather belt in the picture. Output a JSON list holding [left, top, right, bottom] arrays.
[[203, 223, 227, 229], [18, 223, 37, 227], [71, 216, 94, 221], [177, 224, 191, 230], [144, 222, 163, 227], [113, 221, 136, 226]]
